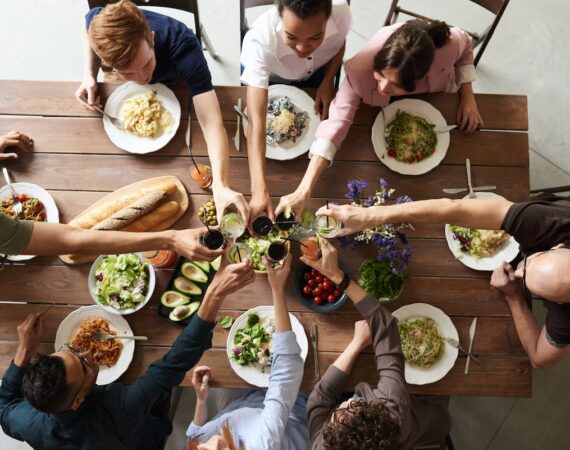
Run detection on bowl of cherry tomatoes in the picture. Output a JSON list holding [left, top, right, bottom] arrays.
[[294, 263, 347, 313]]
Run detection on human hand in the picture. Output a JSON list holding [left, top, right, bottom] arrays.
[[173, 227, 224, 261], [490, 262, 523, 299], [0, 131, 33, 160], [314, 80, 335, 120], [314, 204, 370, 237], [457, 87, 483, 133], [265, 254, 291, 294], [249, 188, 274, 226], [275, 189, 309, 223], [15, 313, 45, 367], [207, 257, 255, 301], [191, 365, 212, 402], [299, 239, 343, 284], [74, 75, 101, 111], [213, 186, 250, 226], [351, 320, 372, 351]]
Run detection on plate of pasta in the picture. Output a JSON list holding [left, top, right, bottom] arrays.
[[0, 182, 59, 261], [55, 305, 135, 385], [104, 81, 181, 154], [371, 99, 450, 175], [392, 303, 458, 385], [243, 85, 320, 161]]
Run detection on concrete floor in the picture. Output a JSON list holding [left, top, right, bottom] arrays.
[[1, 1, 569, 449]]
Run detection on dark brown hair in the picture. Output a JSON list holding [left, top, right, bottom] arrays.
[[185, 421, 246, 450], [373, 19, 451, 92], [322, 399, 400, 450], [276, 0, 332, 19]]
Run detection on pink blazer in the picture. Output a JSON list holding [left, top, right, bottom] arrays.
[[315, 23, 474, 152]]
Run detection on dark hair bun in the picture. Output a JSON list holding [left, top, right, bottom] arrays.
[[426, 20, 451, 48]]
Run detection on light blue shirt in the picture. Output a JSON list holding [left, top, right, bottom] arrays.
[[186, 331, 309, 450]]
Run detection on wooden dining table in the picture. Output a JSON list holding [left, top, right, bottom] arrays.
[[0, 80, 531, 398]]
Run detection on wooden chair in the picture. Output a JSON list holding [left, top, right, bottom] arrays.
[[414, 435, 456, 450], [530, 185, 570, 197], [87, 0, 217, 60], [383, 0, 510, 67]]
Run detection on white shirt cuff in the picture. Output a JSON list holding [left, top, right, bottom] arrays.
[[456, 64, 476, 86], [186, 422, 202, 437], [309, 138, 337, 166]]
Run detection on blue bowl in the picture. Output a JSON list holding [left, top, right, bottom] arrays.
[[294, 263, 348, 313]]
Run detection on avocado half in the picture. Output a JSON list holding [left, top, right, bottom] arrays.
[[174, 277, 203, 296], [181, 262, 208, 283], [191, 260, 210, 274], [169, 302, 201, 321], [160, 290, 190, 308], [210, 255, 222, 271]]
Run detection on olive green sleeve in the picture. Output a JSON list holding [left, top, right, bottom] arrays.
[[0, 214, 34, 255]]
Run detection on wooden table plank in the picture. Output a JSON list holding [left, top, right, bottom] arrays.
[[1, 116, 529, 167], [3, 153, 530, 200]]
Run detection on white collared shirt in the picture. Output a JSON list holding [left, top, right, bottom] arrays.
[[240, 0, 352, 89]]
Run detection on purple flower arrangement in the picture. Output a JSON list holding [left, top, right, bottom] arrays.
[[340, 178, 413, 275]]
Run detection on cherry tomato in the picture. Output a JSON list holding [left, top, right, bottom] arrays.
[[313, 287, 322, 296], [304, 273, 311, 280], [38, 211, 46, 220], [323, 280, 331, 291], [307, 279, 316, 287], [327, 294, 336, 303], [387, 149, 395, 157], [313, 296, 324, 305], [311, 270, 318, 277], [303, 286, 312, 296], [315, 275, 323, 283], [16, 194, 27, 202], [333, 289, 342, 298]]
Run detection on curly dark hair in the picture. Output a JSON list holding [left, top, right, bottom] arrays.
[[22, 354, 72, 413], [374, 19, 451, 92], [276, 0, 332, 19], [322, 399, 400, 450]]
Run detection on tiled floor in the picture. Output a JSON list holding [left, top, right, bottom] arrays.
[[1, 1, 569, 449]]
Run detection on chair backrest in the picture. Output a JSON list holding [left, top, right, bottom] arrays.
[[239, 0, 275, 41], [87, 0, 201, 41]]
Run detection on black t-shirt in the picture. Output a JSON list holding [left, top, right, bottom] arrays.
[[502, 194, 570, 346], [86, 8, 213, 97]]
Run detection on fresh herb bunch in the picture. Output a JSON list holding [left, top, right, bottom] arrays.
[[359, 259, 405, 300], [340, 178, 413, 275]]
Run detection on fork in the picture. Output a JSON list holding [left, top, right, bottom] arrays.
[[79, 95, 124, 130], [443, 336, 485, 369], [2, 167, 23, 218], [234, 98, 242, 152], [233, 105, 277, 147], [92, 332, 148, 341]]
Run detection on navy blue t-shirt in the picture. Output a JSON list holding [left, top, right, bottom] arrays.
[[86, 8, 213, 97]]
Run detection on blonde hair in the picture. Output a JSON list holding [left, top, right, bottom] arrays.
[[88, 0, 152, 70], [185, 422, 246, 450]]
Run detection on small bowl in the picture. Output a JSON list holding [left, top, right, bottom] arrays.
[[294, 263, 347, 313], [88, 253, 156, 315]]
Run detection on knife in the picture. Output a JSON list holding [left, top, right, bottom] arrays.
[[442, 185, 497, 194], [234, 98, 242, 152], [185, 106, 192, 153], [310, 323, 320, 380], [466, 159, 475, 198], [464, 317, 478, 375]]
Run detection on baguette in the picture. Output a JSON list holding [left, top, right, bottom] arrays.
[[72, 181, 177, 229], [121, 201, 179, 232], [93, 190, 167, 231]]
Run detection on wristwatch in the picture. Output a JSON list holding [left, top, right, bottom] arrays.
[[337, 272, 351, 291]]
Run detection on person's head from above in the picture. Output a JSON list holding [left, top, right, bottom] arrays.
[[21, 344, 99, 414], [514, 244, 570, 303], [89, 0, 156, 84], [185, 422, 245, 450], [276, 0, 332, 59], [373, 19, 451, 96], [322, 398, 400, 450]]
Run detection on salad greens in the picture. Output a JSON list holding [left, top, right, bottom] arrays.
[[219, 315, 234, 329], [93, 254, 149, 310], [231, 313, 275, 372], [240, 230, 286, 271], [358, 259, 405, 300]]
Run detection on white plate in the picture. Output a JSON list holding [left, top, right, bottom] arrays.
[[0, 182, 59, 261], [104, 81, 181, 154], [243, 84, 321, 161], [444, 192, 520, 271], [54, 305, 135, 385], [88, 253, 156, 316], [227, 306, 308, 387], [371, 99, 450, 175], [392, 303, 458, 385]]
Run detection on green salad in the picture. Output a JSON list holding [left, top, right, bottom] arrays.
[[240, 230, 286, 271], [231, 313, 275, 372], [449, 225, 509, 258], [93, 254, 149, 310], [398, 317, 444, 368], [358, 259, 405, 300]]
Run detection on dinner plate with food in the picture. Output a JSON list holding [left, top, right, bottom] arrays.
[[104, 81, 181, 154], [444, 192, 520, 271], [227, 306, 308, 387], [55, 305, 135, 385], [0, 182, 59, 261], [392, 303, 458, 385], [371, 99, 450, 175], [243, 84, 320, 161]]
